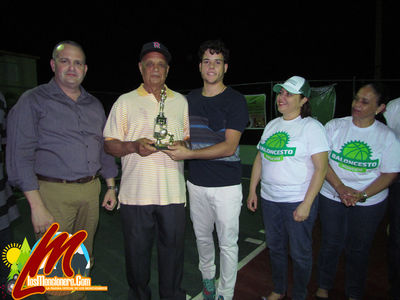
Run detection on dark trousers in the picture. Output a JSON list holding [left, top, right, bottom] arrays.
[[317, 194, 387, 299], [120, 203, 186, 300], [388, 181, 400, 300], [261, 198, 318, 300]]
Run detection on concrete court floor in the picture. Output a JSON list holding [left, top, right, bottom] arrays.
[[8, 169, 265, 299]]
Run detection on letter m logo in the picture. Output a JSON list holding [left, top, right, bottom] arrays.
[[12, 223, 87, 299]]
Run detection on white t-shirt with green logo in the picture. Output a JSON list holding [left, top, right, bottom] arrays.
[[257, 116, 329, 203], [320, 116, 400, 206], [384, 97, 400, 137]]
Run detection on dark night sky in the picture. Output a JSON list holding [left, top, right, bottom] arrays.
[[1, 1, 398, 97]]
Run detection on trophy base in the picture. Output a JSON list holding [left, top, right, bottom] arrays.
[[151, 143, 170, 150]]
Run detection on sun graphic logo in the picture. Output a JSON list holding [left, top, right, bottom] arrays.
[[1, 240, 28, 297], [6, 224, 107, 299], [1, 232, 90, 297], [330, 140, 379, 172], [258, 131, 296, 162], [2, 243, 21, 269]]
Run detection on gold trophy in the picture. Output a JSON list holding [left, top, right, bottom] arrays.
[[153, 87, 174, 150]]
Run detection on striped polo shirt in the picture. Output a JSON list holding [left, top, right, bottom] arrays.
[[104, 84, 189, 206]]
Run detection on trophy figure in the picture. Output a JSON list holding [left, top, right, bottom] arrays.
[[153, 87, 174, 150]]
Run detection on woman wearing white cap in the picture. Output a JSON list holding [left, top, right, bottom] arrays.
[[315, 83, 400, 300], [247, 76, 329, 300]]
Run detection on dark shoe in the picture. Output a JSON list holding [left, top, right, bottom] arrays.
[[315, 296, 329, 300]]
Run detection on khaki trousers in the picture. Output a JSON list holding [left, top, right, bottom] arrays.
[[37, 178, 101, 300]]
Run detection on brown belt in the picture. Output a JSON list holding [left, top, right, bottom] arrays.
[[36, 174, 99, 184]]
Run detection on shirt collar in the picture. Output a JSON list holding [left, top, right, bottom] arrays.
[[48, 78, 89, 102], [138, 83, 174, 98]]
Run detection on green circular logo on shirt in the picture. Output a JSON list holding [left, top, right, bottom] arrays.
[[264, 131, 289, 149], [259, 131, 295, 162], [330, 140, 379, 173], [341, 141, 372, 160]]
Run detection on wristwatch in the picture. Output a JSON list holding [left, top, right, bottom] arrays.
[[359, 191, 368, 203], [107, 186, 118, 193]]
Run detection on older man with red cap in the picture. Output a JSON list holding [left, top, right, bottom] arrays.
[[103, 41, 189, 300]]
